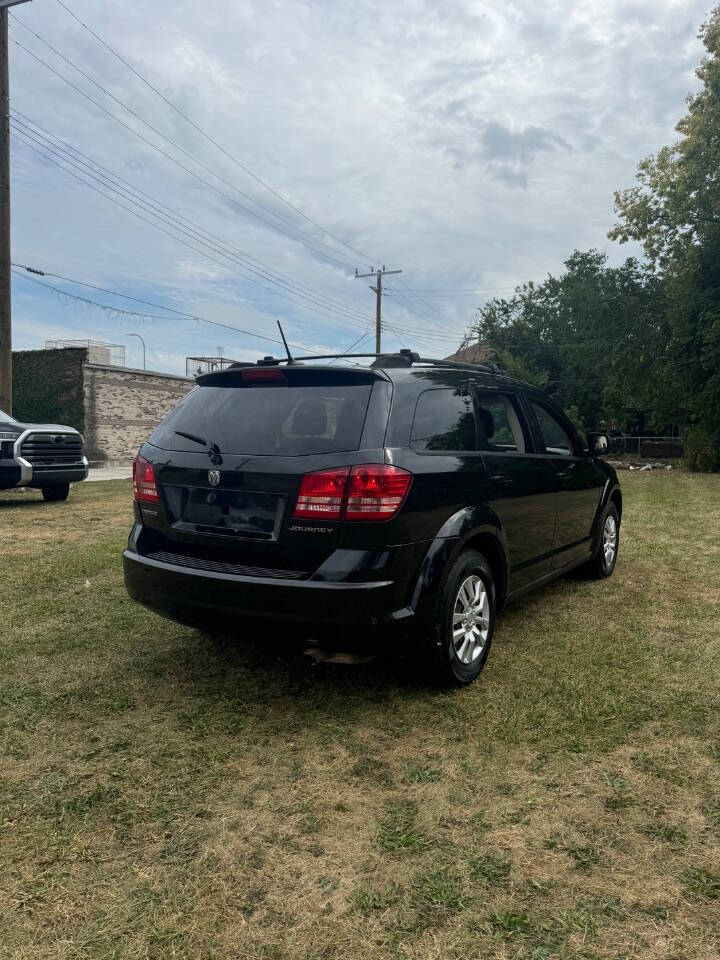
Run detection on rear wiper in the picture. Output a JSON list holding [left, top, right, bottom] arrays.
[[175, 430, 206, 446]]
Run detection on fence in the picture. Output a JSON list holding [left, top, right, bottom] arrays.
[[45, 340, 126, 367], [185, 356, 238, 377], [615, 436, 684, 458]]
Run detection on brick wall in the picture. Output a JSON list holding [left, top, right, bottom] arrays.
[[83, 364, 194, 464]]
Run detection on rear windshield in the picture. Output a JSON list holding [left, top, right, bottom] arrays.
[[150, 382, 373, 456]]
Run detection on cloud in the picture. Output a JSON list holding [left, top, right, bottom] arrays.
[[7, 0, 712, 371], [481, 121, 569, 164]]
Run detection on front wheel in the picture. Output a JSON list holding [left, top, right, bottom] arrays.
[[42, 484, 70, 502], [582, 503, 620, 579], [426, 549, 496, 686]]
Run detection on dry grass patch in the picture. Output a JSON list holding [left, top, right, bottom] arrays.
[[1, 471, 719, 958]]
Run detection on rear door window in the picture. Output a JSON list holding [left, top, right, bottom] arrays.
[[410, 387, 477, 453], [474, 393, 527, 453], [151, 382, 372, 456]]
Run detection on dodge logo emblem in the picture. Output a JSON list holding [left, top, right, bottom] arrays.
[[208, 470, 221, 487]]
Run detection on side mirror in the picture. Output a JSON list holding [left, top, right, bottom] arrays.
[[587, 432, 609, 456]]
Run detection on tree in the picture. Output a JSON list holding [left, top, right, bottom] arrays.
[[609, 7, 720, 465], [609, 9, 720, 269], [472, 251, 668, 430]]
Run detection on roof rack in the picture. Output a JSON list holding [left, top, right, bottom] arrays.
[[238, 349, 505, 376]]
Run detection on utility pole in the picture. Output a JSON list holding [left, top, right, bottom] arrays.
[[0, 0, 32, 414], [354, 265, 401, 353]]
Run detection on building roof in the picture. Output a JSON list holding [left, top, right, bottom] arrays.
[[444, 341, 494, 365]]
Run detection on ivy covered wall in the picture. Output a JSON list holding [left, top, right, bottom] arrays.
[[12, 348, 87, 431]]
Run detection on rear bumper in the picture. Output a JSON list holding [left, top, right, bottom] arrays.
[[123, 548, 415, 636]]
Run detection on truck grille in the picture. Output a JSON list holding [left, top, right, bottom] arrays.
[[20, 432, 84, 470]]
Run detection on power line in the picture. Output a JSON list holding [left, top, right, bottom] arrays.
[[12, 13, 366, 271], [14, 4, 504, 353], [13, 12, 485, 349], [11, 124, 367, 329], [12, 112, 371, 326], [12, 268, 190, 322], [10, 32, 356, 271], [53, 0, 379, 268], [393, 287, 517, 294], [12, 261, 204, 319], [385, 278, 469, 337], [11, 126, 372, 331], [12, 265, 366, 356]]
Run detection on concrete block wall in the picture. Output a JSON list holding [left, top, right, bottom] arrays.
[[83, 364, 194, 464]]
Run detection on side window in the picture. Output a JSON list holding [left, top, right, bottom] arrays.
[[475, 393, 526, 453], [411, 388, 476, 453], [531, 402, 576, 456]]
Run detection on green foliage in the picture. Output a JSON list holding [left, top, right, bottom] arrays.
[[351, 883, 401, 914], [685, 867, 720, 900], [609, 9, 720, 268], [376, 799, 430, 853], [12, 348, 86, 432], [564, 404, 585, 438], [473, 7, 720, 467], [474, 251, 667, 430], [684, 427, 720, 472], [608, 7, 720, 463]]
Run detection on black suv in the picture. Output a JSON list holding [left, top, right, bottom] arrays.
[[0, 408, 88, 501], [123, 352, 621, 685]]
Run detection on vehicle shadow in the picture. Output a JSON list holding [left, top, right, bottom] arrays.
[[133, 575, 576, 718], [0, 495, 44, 510]]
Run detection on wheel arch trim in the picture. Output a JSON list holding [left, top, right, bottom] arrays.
[[408, 506, 510, 617]]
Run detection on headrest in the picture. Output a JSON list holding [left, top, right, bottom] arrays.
[[478, 407, 494, 439], [292, 399, 328, 436]]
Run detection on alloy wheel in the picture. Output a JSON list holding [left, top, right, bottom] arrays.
[[603, 514, 618, 567], [452, 575, 490, 665]]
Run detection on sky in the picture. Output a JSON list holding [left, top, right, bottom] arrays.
[[7, 0, 713, 374]]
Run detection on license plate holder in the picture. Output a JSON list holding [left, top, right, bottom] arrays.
[[182, 487, 285, 539]]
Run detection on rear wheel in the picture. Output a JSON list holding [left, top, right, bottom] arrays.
[[41, 484, 70, 502], [426, 549, 495, 686]]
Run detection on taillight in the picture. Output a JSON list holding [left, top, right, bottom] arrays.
[[345, 465, 412, 521], [133, 454, 159, 503], [241, 368, 287, 384], [294, 467, 349, 519], [293, 464, 412, 522]]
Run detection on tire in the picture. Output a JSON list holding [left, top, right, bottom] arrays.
[[582, 502, 620, 579], [426, 549, 496, 687], [41, 484, 70, 502]]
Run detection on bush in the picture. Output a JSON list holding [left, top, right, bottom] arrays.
[[684, 427, 720, 472]]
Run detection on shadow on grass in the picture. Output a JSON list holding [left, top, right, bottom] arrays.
[[0, 494, 45, 509], [122, 570, 580, 727]]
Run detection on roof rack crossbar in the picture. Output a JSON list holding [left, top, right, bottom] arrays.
[[247, 351, 504, 374]]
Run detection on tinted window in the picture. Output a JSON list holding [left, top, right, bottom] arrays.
[[531, 402, 576, 456], [475, 394, 526, 453], [411, 388, 476, 452], [151, 383, 372, 456]]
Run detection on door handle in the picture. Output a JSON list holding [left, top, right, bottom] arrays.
[[490, 473, 513, 486]]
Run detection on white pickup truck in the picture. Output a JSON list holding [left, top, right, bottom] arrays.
[[0, 408, 88, 501]]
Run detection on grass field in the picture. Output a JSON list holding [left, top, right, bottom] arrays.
[[1, 472, 719, 960]]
